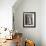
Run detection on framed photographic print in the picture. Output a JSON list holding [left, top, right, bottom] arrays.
[[23, 12, 36, 28]]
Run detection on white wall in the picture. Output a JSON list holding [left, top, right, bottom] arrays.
[[0, 0, 16, 30], [41, 0, 46, 46], [13, 0, 41, 46]]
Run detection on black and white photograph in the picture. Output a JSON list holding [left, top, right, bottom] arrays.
[[23, 12, 36, 28]]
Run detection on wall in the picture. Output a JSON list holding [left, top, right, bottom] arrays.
[[0, 0, 16, 30], [41, 0, 46, 46], [13, 0, 41, 46]]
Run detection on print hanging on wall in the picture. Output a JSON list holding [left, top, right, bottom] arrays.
[[23, 12, 36, 28]]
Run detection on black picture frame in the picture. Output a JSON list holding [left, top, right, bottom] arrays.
[[23, 12, 36, 28]]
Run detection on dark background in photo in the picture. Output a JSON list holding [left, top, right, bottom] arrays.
[[25, 14, 33, 25]]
